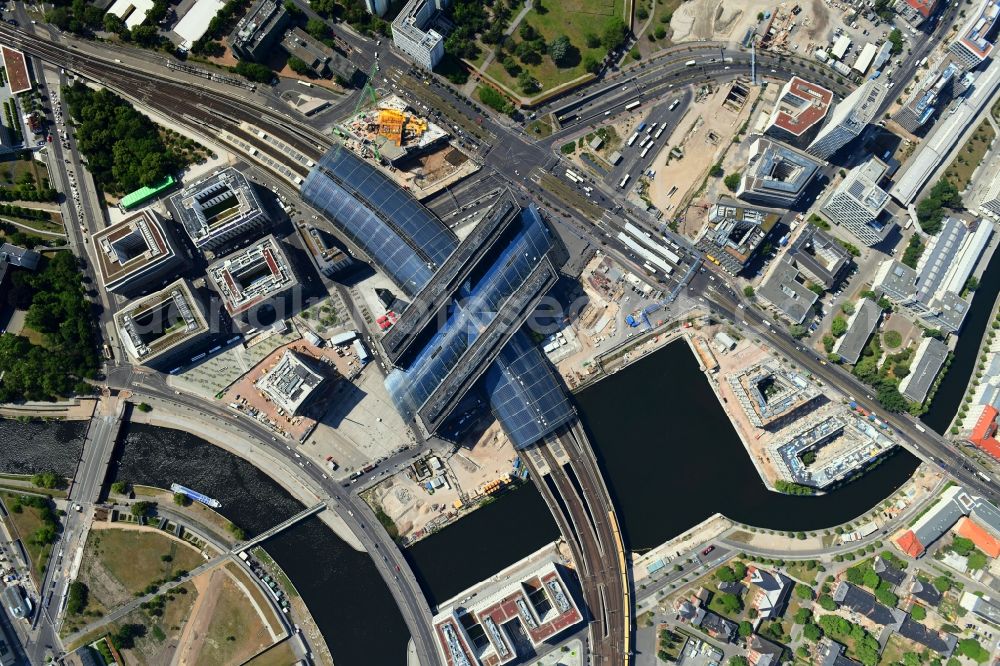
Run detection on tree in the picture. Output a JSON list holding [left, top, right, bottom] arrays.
[[790, 324, 807, 339], [709, 163, 724, 177], [103, 12, 126, 34], [955, 536, 978, 556], [818, 594, 837, 610], [136, 402, 152, 413], [902, 234, 924, 268], [232, 61, 273, 83], [732, 561, 747, 579], [728, 658, 748, 666], [111, 481, 128, 494], [517, 71, 539, 94], [716, 565, 738, 582], [795, 583, 813, 600], [743, 285, 754, 298], [173, 492, 191, 506], [911, 604, 927, 621], [306, 18, 328, 40], [111, 624, 145, 650], [654, 26, 667, 39], [287, 56, 311, 75], [130, 25, 161, 47], [888, 28, 904, 54], [31, 471, 60, 489], [66, 581, 88, 615], [716, 592, 742, 615], [957, 638, 990, 663], [602, 16, 628, 51], [967, 549, 988, 571], [933, 575, 952, 592], [583, 55, 602, 74], [723, 172, 741, 191], [738, 620, 753, 637], [884, 330, 902, 348], [803, 623, 823, 641], [478, 86, 514, 115], [548, 35, 572, 66], [965, 275, 980, 292], [831, 316, 848, 337], [131, 501, 154, 518], [794, 607, 812, 624]]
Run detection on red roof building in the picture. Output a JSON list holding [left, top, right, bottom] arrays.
[[955, 516, 1000, 558], [969, 405, 1000, 459], [763, 77, 834, 148], [905, 0, 937, 18], [895, 530, 925, 558]]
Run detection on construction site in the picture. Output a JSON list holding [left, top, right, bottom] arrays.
[[360, 422, 527, 545], [336, 94, 479, 198]]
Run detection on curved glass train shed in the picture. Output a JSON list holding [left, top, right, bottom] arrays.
[[301, 147, 457, 297]]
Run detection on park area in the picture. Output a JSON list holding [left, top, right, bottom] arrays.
[[0, 491, 59, 585], [482, 0, 627, 98], [942, 119, 995, 193]]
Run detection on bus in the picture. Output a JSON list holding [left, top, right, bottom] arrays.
[[669, 99, 680, 111], [565, 170, 582, 183], [637, 122, 647, 132], [639, 135, 651, 148], [618, 174, 631, 189], [685, 60, 696, 67], [979, 471, 992, 484], [298, 80, 314, 88], [626, 132, 640, 147], [646, 122, 657, 134], [654, 126, 666, 139], [625, 100, 641, 111], [640, 144, 652, 158]]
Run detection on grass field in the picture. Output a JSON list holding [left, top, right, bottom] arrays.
[[943, 119, 995, 192], [485, 0, 625, 94], [224, 562, 282, 636], [83, 528, 204, 601], [245, 639, 297, 666], [784, 560, 821, 584], [189, 575, 272, 665], [0, 491, 57, 584]]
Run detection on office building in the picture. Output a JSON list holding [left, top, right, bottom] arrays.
[[807, 79, 887, 159], [895, 485, 973, 557], [762, 77, 834, 149], [93, 209, 183, 295], [392, 0, 450, 69], [873, 217, 992, 333], [727, 360, 822, 429], [787, 225, 852, 289], [206, 235, 298, 321], [696, 200, 780, 275], [899, 0, 939, 27], [281, 27, 358, 81], [431, 561, 582, 666], [170, 168, 269, 251], [832, 298, 881, 364], [891, 57, 1000, 205], [899, 337, 949, 404], [969, 404, 1000, 458], [115, 279, 211, 370], [737, 137, 822, 208], [949, 0, 1000, 68], [772, 412, 896, 489], [302, 150, 574, 449], [229, 0, 290, 61], [365, 0, 389, 14], [256, 350, 325, 416], [979, 170, 1000, 221], [297, 224, 353, 277], [893, 63, 961, 133], [758, 258, 819, 324], [819, 158, 894, 246]]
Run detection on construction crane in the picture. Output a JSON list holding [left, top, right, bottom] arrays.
[[332, 61, 382, 162]]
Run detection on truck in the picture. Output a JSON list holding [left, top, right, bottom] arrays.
[[685, 60, 696, 67]]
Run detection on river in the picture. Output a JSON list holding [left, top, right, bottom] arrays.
[[0, 418, 87, 475]]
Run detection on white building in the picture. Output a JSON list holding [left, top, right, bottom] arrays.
[[948, 0, 1000, 69], [979, 170, 1000, 221], [819, 157, 894, 246], [807, 79, 887, 160], [392, 0, 450, 69], [365, 0, 389, 15], [256, 350, 326, 415]]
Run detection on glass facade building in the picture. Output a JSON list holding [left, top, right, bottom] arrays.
[[301, 147, 457, 297]]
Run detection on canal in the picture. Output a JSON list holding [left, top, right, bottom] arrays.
[[921, 245, 1000, 434], [108, 423, 410, 666]]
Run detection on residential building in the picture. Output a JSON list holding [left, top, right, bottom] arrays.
[[696, 200, 780, 275], [169, 168, 269, 251], [787, 225, 852, 288], [968, 404, 1000, 458], [392, 0, 450, 69], [698, 611, 738, 643], [832, 298, 881, 365], [955, 516, 1000, 556], [893, 63, 962, 133], [890, 57, 1000, 205], [281, 27, 358, 81], [115, 279, 211, 370], [737, 137, 822, 208], [895, 485, 973, 557], [206, 235, 299, 321], [898, 616, 957, 656], [819, 158, 894, 246], [229, 0, 290, 61], [832, 581, 906, 627], [960, 592, 1000, 624], [747, 567, 793, 620], [762, 77, 834, 148], [727, 360, 822, 429], [898, 0, 939, 27], [979, 169, 1000, 221], [431, 561, 582, 666], [256, 350, 325, 416], [898, 336, 949, 403], [807, 79, 888, 159], [949, 0, 1000, 68], [93, 209, 183, 295], [819, 639, 861, 666], [872, 217, 992, 333], [771, 412, 896, 489], [748, 634, 784, 666], [908, 578, 942, 607], [757, 258, 819, 324], [872, 556, 905, 587]]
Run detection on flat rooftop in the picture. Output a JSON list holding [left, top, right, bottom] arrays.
[[206, 235, 298, 316], [93, 209, 177, 291], [728, 360, 821, 428], [956, 0, 1000, 60], [255, 349, 325, 415], [768, 77, 834, 137], [432, 560, 582, 666], [171, 168, 266, 247], [115, 279, 209, 365], [0, 46, 30, 95]]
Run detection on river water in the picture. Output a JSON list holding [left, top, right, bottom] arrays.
[[0, 418, 87, 475]]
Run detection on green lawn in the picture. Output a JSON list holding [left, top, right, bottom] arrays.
[[485, 0, 625, 94], [943, 119, 995, 192], [0, 491, 58, 585], [637, 0, 685, 54]]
